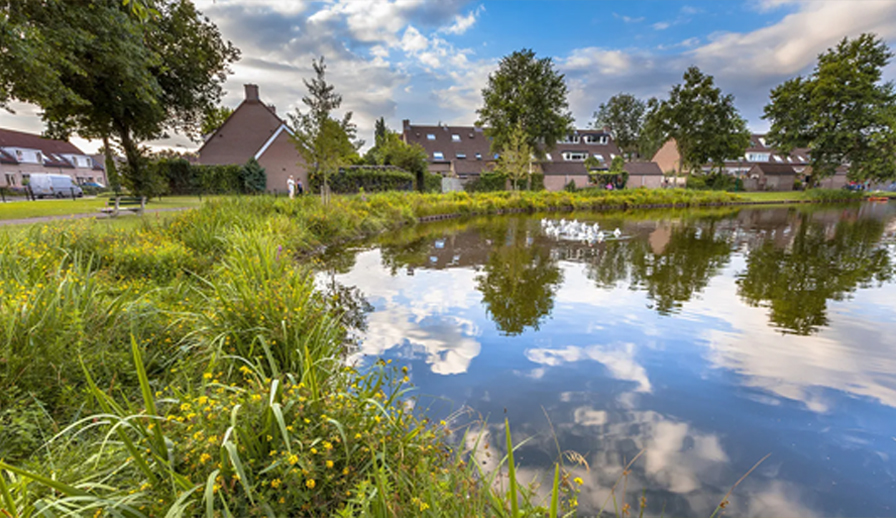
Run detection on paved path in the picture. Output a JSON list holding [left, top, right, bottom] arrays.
[[0, 207, 191, 227]]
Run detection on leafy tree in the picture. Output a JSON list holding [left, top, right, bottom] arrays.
[[638, 98, 667, 160], [373, 117, 388, 148], [763, 34, 896, 183], [494, 122, 536, 191], [201, 105, 233, 136], [364, 120, 429, 191], [1, 0, 239, 198], [476, 49, 574, 157], [240, 158, 266, 194], [584, 155, 603, 172], [290, 57, 361, 201], [592, 93, 649, 159], [647, 67, 751, 177]]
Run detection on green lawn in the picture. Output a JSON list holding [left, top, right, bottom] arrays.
[[0, 195, 204, 221], [737, 191, 815, 202]]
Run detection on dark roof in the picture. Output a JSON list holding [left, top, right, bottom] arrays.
[[541, 161, 589, 176], [750, 163, 799, 175], [43, 154, 74, 168], [0, 128, 85, 155], [623, 161, 663, 176], [0, 148, 16, 164]]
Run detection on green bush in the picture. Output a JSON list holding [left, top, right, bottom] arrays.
[[423, 172, 443, 193], [687, 173, 743, 192], [310, 166, 414, 194], [464, 171, 507, 192]]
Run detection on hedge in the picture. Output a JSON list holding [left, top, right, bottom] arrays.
[[310, 166, 415, 194], [151, 158, 267, 195]]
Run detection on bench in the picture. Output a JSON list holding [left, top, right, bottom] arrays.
[[100, 196, 146, 217]]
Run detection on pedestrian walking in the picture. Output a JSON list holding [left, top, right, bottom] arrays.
[[287, 175, 296, 199]]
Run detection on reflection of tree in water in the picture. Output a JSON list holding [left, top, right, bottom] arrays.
[[321, 278, 374, 345], [738, 215, 893, 335], [583, 220, 733, 314], [477, 219, 563, 336]]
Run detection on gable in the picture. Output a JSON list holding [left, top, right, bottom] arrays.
[[198, 100, 283, 166]]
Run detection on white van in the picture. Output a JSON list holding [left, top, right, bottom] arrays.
[[29, 173, 83, 199]]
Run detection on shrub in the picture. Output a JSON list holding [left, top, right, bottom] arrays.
[[464, 171, 507, 192], [423, 172, 443, 193], [310, 166, 414, 194], [564, 180, 578, 192]]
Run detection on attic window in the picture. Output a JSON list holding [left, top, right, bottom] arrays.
[[758, 137, 767, 147], [433, 151, 444, 160], [469, 133, 474, 138], [451, 134, 461, 142], [475, 153, 482, 160], [546, 153, 552, 161], [456, 153, 466, 159], [427, 134, 436, 140], [773, 155, 783, 162], [562, 151, 588, 161], [584, 135, 609, 145]]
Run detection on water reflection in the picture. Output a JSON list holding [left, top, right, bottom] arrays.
[[318, 204, 896, 517]]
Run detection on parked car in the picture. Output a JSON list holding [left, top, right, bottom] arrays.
[[29, 173, 83, 198], [82, 181, 105, 188]]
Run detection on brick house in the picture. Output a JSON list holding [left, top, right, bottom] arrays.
[[0, 128, 105, 189], [623, 161, 665, 189], [198, 85, 307, 193], [402, 120, 635, 191]]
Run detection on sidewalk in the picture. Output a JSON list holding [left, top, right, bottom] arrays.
[[0, 207, 190, 227]]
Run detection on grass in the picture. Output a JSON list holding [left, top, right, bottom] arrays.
[[0, 190, 775, 517], [737, 190, 865, 202], [0, 195, 204, 221]]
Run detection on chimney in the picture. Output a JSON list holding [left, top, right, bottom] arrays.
[[269, 104, 276, 114], [402, 119, 410, 131], [244, 84, 259, 101]]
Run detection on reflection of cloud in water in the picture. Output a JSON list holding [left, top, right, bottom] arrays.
[[525, 342, 652, 393], [688, 258, 896, 411], [337, 250, 483, 375]]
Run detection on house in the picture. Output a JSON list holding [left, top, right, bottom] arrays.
[[401, 120, 623, 191], [651, 134, 849, 190], [623, 161, 665, 188], [0, 128, 105, 189], [198, 84, 306, 193], [744, 163, 798, 191]]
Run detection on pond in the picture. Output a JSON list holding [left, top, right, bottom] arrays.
[[318, 203, 896, 517]]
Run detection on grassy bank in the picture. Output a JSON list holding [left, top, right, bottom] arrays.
[[0, 195, 204, 221], [737, 190, 866, 202], [0, 189, 776, 517]]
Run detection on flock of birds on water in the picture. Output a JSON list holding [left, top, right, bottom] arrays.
[[540, 218, 626, 244]]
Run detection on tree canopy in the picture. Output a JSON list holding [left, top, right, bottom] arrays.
[[592, 93, 649, 159], [363, 119, 429, 191], [494, 122, 536, 191], [763, 33, 896, 183], [201, 106, 234, 137], [646, 66, 750, 175], [289, 57, 361, 199], [0, 0, 239, 197], [476, 49, 574, 158]]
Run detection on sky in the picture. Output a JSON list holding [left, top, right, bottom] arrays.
[[3, 0, 896, 154]]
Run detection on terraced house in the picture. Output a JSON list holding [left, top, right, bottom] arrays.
[[652, 134, 848, 191], [402, 120, 643, 191], [0, 128, 106, 189]]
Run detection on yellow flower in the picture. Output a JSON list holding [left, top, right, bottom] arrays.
[[574, 477, 583, 486], [310, 448, 318, 454], [305, 478, 316, 489], [323, 441, 333, 451], [203, 372, 213, 380], [180, 403, 191, 411], [325, 460, 334, 468], [270, 478, 282, 488], [287, 454, 299, 465], [199, 453, 212, 464], [197, 396, 208, 405]]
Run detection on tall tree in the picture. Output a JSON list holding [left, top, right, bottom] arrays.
[[366, 131, 429, 192], [763, 34, 896, 184], [0, 0, 239, 197], [494, 121, 536, 191], [476, 49, 574, 158], [592, 93, 648, 159], [289, 57, 361, 201], [201, 106, 234, 136], [373, 117, 388, 148], [647, 67, 750, 176]]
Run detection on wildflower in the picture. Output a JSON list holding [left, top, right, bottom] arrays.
[[323, 441, 333, 451], [271, 478, 282, 488], [305, 478, 316, 489], [203, 372, 213, 380], [310, 448, 318, 454], [574, 477, 583, 486], [199, 453, 212, 464], [325, 460, 334, 468], [197, 396, 208, 405], [287, 454, 299, 465], [180, 403, 191, 412]]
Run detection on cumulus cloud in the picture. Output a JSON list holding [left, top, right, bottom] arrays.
[[440, 4, 485, 35]]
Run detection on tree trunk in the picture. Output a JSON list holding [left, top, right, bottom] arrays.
[[114, 120, 143, 196], [101, 133, 121, 194]]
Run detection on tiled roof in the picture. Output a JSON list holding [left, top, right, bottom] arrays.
[[623, 161, 663, 176], [750, 163, 799, 175], [0, 128, 85, 155]]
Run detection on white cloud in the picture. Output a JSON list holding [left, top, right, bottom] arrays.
[[440, 5, 485, 35], [400, 26, 429, 53], [525, 342, 652, 393], [614, 13, 645, 24], [652, 21, 671, 30]]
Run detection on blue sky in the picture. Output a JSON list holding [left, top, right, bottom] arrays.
[[2, 0, 896, 153]]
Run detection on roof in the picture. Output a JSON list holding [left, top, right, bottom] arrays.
[[749, 163, 799, 175], [0, 128, 86, 156], [623, 161, 663, 176], [197, 97, 284, 159], [0, 149, 16, 164]]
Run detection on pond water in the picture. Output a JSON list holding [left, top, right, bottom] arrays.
[[319, 203, 896, 517]]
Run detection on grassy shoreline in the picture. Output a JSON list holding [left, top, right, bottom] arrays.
[[0, 188, 857, 516]]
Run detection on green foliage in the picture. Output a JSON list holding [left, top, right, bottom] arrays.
[[593, 93, 650, 157], [494, 121, 537, 190], [476, 49, 575, 157], [423, 172, 443, 193], [201, 105, 234, 136], [764, 33, 896, 183], [310, 166, 414, 194], [584, 154, 604, 172], [365, 130, 430, 192], [465, 171, 508, 193], [290, 57, 361, 198], [647, 67, 751, 174], [240, 158, 267, 194], [687, 173, 743, 192], [153, 159, 266, 195], [564, 180, 578, 192]]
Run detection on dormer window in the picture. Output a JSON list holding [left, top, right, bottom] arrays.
[[758, 137, 767, 147], [561, 135, 581, 144], [562, 151, 588, 161], [475, 153, 482, 160], [427, 134, 436, 140], [433, 151, 444, 160], [545, 153, 552, 161], [456, 153, 466, 159], [451, 134, 461, 142], [584, 135, 609, 145], [15, 150, 23, 160]]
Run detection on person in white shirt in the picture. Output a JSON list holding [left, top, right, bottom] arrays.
[[287, 175, 296, 199]]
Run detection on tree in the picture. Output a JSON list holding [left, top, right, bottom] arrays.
[[1, 0, 239, 198], [290, 57, 361, 201], [592, 93, 648, 159], [364, 120, 429, 191], [763, 34, 896, 184], [373, 117, 388, 148], [201, 106, 234, 136], [240, 158, 266, 194], [647, 67, 750, 177], [476, 49, 574, 158], [494, 121, 536, 191]]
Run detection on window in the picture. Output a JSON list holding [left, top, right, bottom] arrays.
[[15, 150, 23, 160], [475, 153, 482, 160], [36, 152, 43, 162], [456, 153, 466, 159], [562, 151, 588, 161], [427, 134, 436, 140], [451, 134, 461, 142], [584, 135, 609, 145], [545, 153, 552, 161], [5, 174, 15, 186], [433, 151, 444, 160], [746, 152, 770, 162], [773, 155, 783, 162], [758, 137, 767, 147], [494, 153, 500, 160], [561, 135, 581, 144]]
